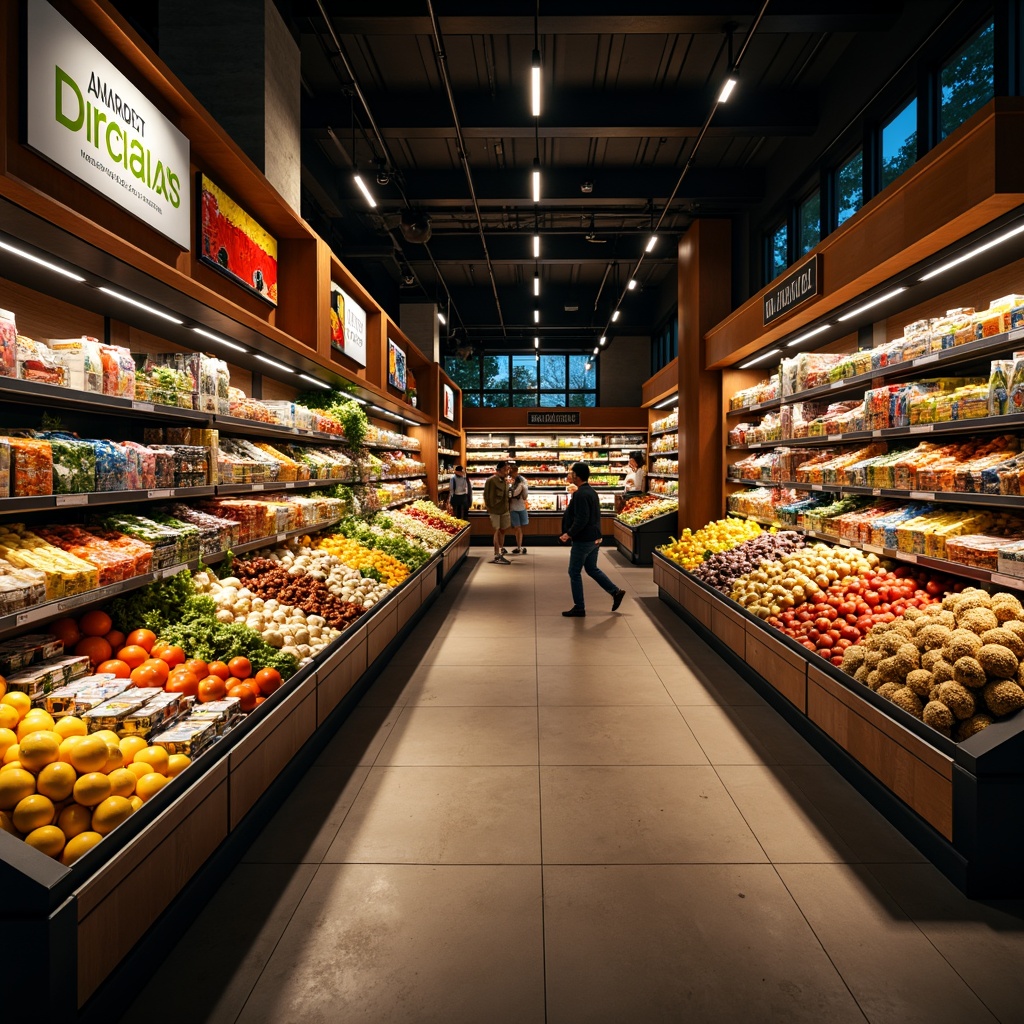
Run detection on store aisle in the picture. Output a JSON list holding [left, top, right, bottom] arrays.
[[121, 547, 1024, 1024]]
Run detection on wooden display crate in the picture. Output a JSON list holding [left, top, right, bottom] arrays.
[[745, 626, 808, 711]]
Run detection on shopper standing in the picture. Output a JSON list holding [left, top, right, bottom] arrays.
[[623, 451, 646, 499], [559, 461, 626, 616], [483, 459, 511, 564], [507, 461, 530, 554], [448, 465, 472, 520]]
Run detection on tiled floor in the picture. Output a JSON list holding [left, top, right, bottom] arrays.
[[121, 547, 1024, 1024]]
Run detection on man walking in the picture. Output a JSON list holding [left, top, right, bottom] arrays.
[[559, 461, 626, 616], [483, 459, 512, 564]]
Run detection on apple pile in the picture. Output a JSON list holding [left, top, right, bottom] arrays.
[[764, 565, 961, 667]]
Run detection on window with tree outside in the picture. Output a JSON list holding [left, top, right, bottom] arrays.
[[444, 354, 597, 407]]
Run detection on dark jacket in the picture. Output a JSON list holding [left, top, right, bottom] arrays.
[[561, 483, 602, 541]]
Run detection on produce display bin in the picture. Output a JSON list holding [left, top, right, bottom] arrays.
[[0, 549, 453, 1022], [652, 551, 1024, 898], [612, 511, 676, 565]]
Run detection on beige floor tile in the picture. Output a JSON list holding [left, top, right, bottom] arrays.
[[654, 661, 767, 706], [417, 634, 536, 665], [538, 663, 672, 705], [315, 705, 403, 767], [539, 705, 708, 765], [679, 705, 775, 764], [784, 765, 928, 863], [543, 864, 866, 1024], [540, 766, 767, 864], [537, 636, 646, 666], [868, 862, 1024, 1023], [243, 766, 370, 864], [732, 705, 827, 764], [777, 863, 998, 1024], [235, 864, 545, 1024], [118, 864, 317, 1024], [441, 615, 539, 637], [389, 663, 538, 706], [534, 614, 637, 638], [715, 765, 857, 863], [325, 766, 541, 864], [375, 706, 540, 765]]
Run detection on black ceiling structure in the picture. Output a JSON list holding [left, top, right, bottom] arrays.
[[124, 1, 982, 355]]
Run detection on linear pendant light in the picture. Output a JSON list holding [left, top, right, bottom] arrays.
[[531, 49, 541, 117], [532, 159, 541, 203]]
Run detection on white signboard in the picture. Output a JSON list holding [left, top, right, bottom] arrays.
[[25, 0, 191, 249], [331, 283, 367, 367]]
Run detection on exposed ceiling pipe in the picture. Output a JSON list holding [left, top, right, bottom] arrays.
[[426, 0, 507, 336]]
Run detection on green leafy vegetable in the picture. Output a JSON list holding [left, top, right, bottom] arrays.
[[107, 569, 195, 635]]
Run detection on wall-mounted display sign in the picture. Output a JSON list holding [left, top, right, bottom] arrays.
[[763, 255, 820, 326], [330, 283, 367, 367], [199, 174, 278, 305], [527, 411, 580, 425], [387, 337, 407, 392], [442, 383, 455, 422], [25, 0, 192, 249]]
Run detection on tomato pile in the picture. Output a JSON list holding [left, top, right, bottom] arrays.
[[766, 566, 962, 667]]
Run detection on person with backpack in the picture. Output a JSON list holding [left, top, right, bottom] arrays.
[[507, 461, 530, 554]]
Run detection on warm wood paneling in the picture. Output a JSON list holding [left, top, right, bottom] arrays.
[[75, 764, 229, 1004], [229, 683, 317, 829], [807, 665, 953, 838], [367, 601, 398, 664], [642, 358, 678, 407], [745, 628, 808, 711], [317, 630, 368, 726], [706, 100, 1024, 368], [711, 602, 746, 658]]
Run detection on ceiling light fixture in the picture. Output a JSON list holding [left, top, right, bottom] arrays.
[[718, 77, 738, 103], [534, 336, 540, 349], [738, 348, 781, 369], [919, 221, 1024, 281], [254, 354, 295, 373], [585, 360, 591, 371], [0, 239, 86, 282], [645, 235, 657, 253], [785, 324, 832, 348], [533, 274, 540, 297], [534, 308, 540, 323], [531, 49, 541, 117], [836, 287, 907, 322], [611, 309, 621, 322], [299, 374, 331, 388], [532, 233, 540, 258], [353, 171, 376, 208], [653, 395, 678, 409], [98, 287, 183, 324], [532, 159, 541, 203], [592, 347, 599, 355], [627, 278, 637, 290], [437, 311, 446, 325], [192, 327, 248, 352], [599, 336, 606, 346]]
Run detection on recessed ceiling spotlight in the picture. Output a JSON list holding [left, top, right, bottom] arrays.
[[580, 181, 594, 194]]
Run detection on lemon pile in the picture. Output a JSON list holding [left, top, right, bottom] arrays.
[[658, 517, 763, 571], [0, 689, 189, 865], [314, 535, 409, 586]]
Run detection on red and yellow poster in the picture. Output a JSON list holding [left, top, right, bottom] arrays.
[[200, 174, 278, 306]]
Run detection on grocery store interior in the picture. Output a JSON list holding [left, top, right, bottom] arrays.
[[5, 1, 1024, 1022]]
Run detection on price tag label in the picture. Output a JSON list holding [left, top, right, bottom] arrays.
[[914, 354, 939, 366], [909, 423, 934, 433], [55, 598, 77, 613], [812, 484, 823, 491], [872, 429, 882, 437], [16, 607, 47, 626], [909, 491, 936, 501], [872, 488, 881, 496], [839, 538, 852, 547], [863, 543, 883, 554], [251, 483, 265, 491], [827, 434, 841, 442], [830, 380, 845, 389], [162, 567, 179, 579], [900, 552, 919, 562], [276, 533, 287, 543], [991, 573, 1023, 588], [284, 481, 295, 488], [1010, 327, 1024, 342], [55, 493, 88, 506], [147, 489, 172, 499], [132, 401, 155, 412]]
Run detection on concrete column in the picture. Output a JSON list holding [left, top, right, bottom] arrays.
[[400, 302, 440, 363], [599, 336, 650, 406], [158, 0, 300, 213]]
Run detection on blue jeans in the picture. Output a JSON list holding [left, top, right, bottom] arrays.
[[568, 540, 618, 609]]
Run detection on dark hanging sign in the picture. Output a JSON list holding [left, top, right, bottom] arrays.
[[527, 411, 581, 425], [763, 255, 820, 326]]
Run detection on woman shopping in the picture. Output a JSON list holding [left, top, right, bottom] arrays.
[[448, 465, 473, 520], [507, 461, 530, 554], [623, 451, 646, 499]]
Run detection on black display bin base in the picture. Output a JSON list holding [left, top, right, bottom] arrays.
[[612, 511, 675, 565]]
